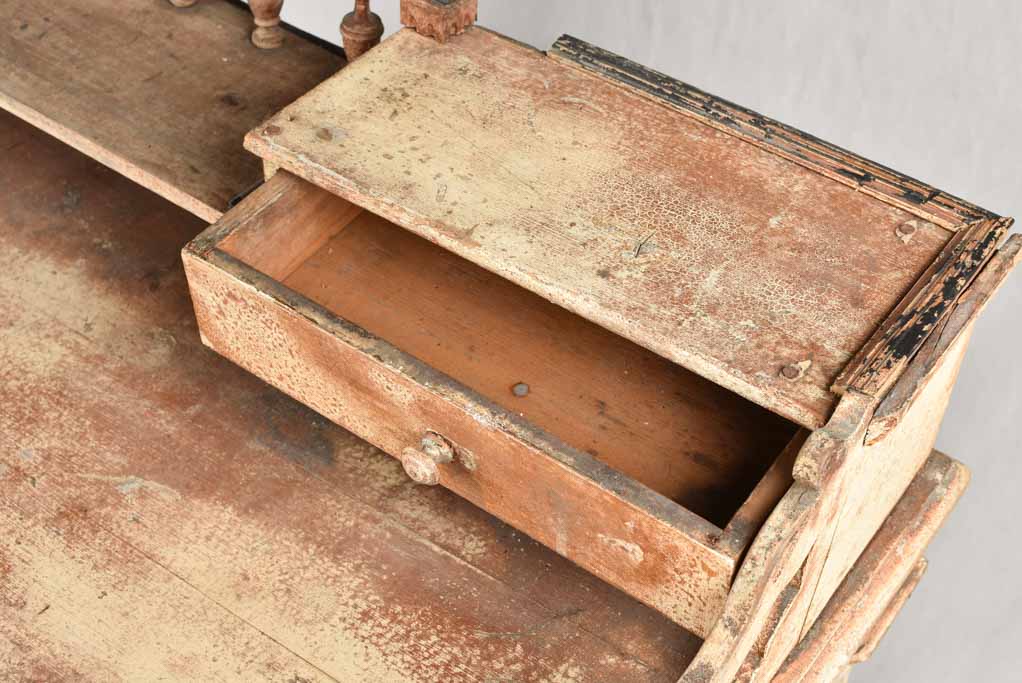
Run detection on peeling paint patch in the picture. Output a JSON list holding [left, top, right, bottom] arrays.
[[597, 533, 644, 565]]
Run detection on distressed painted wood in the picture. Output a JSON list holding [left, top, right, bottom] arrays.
[[776, 452, 970, 682], [835, 215, 1013, 398], [0, 110, 702, 682], [0, 0, 342, 222], [866, 233, 1022, 444], [184, 171, 807, 637], [271, 182, 798, 527], [245, 27, 962, 430], [794, 237, 1020, 634], [400, 0, 478, 42], [677, 228, 1019, 680], [549, 36, 994, 229], [679, 392, 875, 683], [0, 109, 996, 682]]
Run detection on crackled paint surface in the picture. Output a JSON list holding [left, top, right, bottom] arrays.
[[247, 27, 953, 429]]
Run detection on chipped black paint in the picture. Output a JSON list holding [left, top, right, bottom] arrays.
[[550, 35, 996, 225], [883, 222, 1006, 361], [842, 216, 1013, 393]]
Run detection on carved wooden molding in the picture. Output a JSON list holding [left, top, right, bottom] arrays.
[[400, 0, 477, 43]]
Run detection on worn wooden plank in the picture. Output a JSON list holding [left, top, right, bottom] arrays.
[[679, 392, 876, 683], [868, 234, 1022, 443], [684, 287, 979, 682], [0, 477, 333, 683], [0, 111, 699, 682], [796, 286, 983, 634], [0, 0, 342, 222], [775, 452, 970, 682], [246, 27, 954, 429], [548, 36, 995, 229], [738, 324, 972, 682]]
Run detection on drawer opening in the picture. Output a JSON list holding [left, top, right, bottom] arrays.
[[217, 177, 801, 531]]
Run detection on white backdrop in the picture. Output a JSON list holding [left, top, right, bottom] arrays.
[[270, 2, 1022, 680]]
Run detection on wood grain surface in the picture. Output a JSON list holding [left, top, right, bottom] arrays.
[[185, 171, 745, 637], [0, 0, 342, 222], [0, 111, 700, 681], [247, 27, 954, 430], [269, 192, 797, 527], [775, 452, 970, 682]]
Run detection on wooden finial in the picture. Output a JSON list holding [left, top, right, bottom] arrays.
[[250, 0, 285, 50], [400, 0, 477, 43], [341, 0, 384, 61]]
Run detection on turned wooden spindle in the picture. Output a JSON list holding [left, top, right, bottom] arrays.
[[341, 0, 384, 61], [250, 0, 285, 50]]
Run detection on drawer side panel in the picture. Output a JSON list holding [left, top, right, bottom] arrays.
[[182, 249, 734, 637]]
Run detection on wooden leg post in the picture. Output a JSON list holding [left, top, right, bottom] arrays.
[[250, 0, 285, 50], [341, 0, 384, 61]]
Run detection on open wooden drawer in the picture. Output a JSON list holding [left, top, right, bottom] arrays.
[[184, 170, 806, 637], [183, 23, 1020, 676]]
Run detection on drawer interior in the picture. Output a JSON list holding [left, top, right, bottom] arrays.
[[218, 178, 800, 529]]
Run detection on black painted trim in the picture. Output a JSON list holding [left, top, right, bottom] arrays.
[[550, 34, 997, 225]]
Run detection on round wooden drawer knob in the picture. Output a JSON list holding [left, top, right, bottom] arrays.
[[400, 433, 455, 486]]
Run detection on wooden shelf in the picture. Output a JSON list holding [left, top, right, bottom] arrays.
[[0, 0, 343, 223]]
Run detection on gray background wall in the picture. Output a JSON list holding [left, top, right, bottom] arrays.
[[272, 2, 1021, 680]]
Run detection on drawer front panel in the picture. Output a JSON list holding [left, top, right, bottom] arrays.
[[183, 248, 733, 637]]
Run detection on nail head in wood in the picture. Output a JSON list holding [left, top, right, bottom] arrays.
[[341, 0, 384, 61], [896, 219, 919, 244], [400, 0, 477, 43], [781, 360, 812, 381], [511, 382, 530, 397]]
